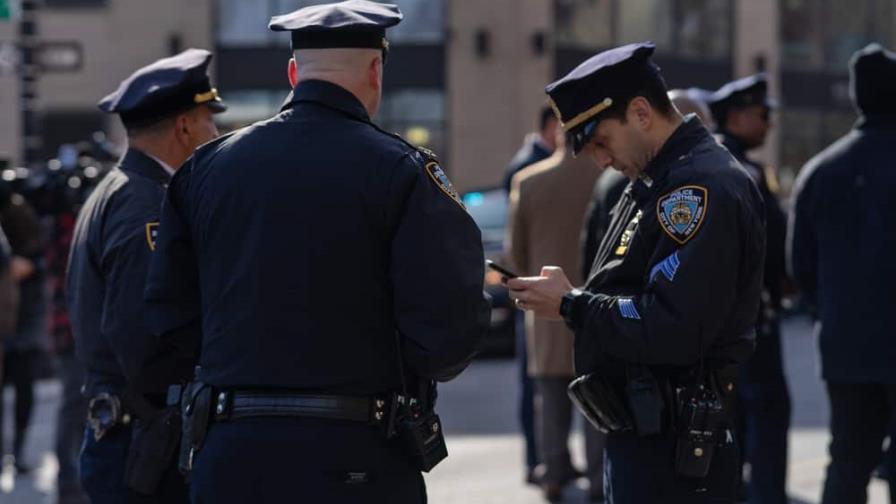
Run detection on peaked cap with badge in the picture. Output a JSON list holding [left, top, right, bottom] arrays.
[[707, 73, 777, 124], [545, 42, 664, 153], [270, 0, 401, 61], [98, 48, 226, 128]]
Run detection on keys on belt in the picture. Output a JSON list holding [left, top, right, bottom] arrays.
[[86, 392, 130, 441]]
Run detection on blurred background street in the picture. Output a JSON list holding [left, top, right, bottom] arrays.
[[2, 315, 889, 504]]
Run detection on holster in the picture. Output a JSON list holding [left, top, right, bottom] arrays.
[[567, 374, 634, 434], [124, 406, 181, 495], [178, 381, 213, 476]]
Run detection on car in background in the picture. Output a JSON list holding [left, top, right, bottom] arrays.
[[462, 188, 516, 357]]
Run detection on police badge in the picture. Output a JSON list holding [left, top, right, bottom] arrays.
[[145, 221, 160, 251], [657, 186, 707, 244], [425, 161, 466, 210]]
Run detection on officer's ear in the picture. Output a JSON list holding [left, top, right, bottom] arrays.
[[288, 58, 299, 88], [627, 97, 652, 130], [367, 55, 382, 92]]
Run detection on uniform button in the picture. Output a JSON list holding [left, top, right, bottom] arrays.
[[694, 447, 704, 457]]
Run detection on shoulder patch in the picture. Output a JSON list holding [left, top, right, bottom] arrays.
[[656, 185, 708, 244], [145, 221, 159, 251], [425, 161, 466, 210]]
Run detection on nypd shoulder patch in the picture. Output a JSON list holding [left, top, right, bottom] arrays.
[[425, 161, 466, 210], [145, 221, 159, 251], [656, 185, 708, 244]]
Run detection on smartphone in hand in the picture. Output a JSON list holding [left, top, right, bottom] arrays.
[[486, 260, 519, 279]]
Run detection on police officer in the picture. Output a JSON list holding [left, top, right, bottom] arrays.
[[709, 74, 791, 504], [507, 43, 765, 503], [789, 43, 896, 504], [142, 2, 488, 503], [65, 49, 225, 503]]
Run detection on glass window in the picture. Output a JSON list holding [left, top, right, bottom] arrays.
[[618, 0, 673, 47], [378, 89, 445, 155], [676, 0, 731, 59], [217, 0, 443, 47], [554, 0, 614, 48], [781, 0, 896, 70]]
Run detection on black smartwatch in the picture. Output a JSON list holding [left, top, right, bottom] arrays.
[[560, 288, 584, 327]]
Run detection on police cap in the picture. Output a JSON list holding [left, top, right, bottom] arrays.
[[708, 73, 777, 124], [544, 42, 664, 154], [269, 0, 402, 57], [98, 48, 226, 128]]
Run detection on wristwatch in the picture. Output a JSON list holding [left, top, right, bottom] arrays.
[[559, 288, 584, 327]]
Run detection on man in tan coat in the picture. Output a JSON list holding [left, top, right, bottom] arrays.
[[507, 142, 606, 502]]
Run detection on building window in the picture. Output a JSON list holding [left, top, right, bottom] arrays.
[[781, 0, 895, 71], [217, 0, 444, 48], [554, 0, 614, 48], [554, 0, 731, 59], [378, 89, 445, 155]]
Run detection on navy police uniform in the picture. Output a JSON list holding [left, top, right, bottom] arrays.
[[143, 3, 488, 503], [709, 74, 791, 504], [548, 43, 765, 503], [789, 44, 896, 504], [66, 48, 225, 504]]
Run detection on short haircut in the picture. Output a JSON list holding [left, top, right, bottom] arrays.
[[597, 72, 674, 124]]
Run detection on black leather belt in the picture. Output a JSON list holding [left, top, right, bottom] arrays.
[[213, 391, 388, 425]]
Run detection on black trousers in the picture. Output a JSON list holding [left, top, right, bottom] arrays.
[[822, 382, 896, 504], [0, 348, 38, 460], [191, 417, 426, 504], [604, 429, 739, 503], [735, 326, 791, 504]]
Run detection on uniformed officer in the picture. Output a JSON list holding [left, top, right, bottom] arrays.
[[65, 48, 225, 504], [507, 43, 766, 503], [142, 2, 488, 503], [709, 74, 791, 504]]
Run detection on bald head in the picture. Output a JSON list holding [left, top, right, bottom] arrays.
[[289, 48, 384, 116]]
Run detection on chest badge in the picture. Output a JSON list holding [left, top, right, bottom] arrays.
[[615, 210, 643, 256], [145, 221, 159, 251], [657, 185, 708, 244], [425, 161, 466, 210]]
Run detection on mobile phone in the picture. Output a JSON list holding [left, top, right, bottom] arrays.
[[486, 260, 519, 279]]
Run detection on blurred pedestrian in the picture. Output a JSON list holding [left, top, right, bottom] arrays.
[[0, 222, 16, 378], [0, 180, 46, 474], [505, 105, 560, 484], [709, 74, 790, 504], [503, 106, 561, 192], [507, 140, 605, 502], [508, 42, 765, 503], [142, 2, 487, 503], [788, 43, 896, 504], [66, 48, 224, 504]]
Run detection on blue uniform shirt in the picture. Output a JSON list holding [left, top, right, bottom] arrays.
[[144, 79, 489, 394], [66, 149, 170, 395]]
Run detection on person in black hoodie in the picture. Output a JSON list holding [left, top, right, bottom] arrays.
[[789, 43, 896, 504]]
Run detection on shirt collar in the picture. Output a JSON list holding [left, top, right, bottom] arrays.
[[145, 153, 175, 177], [119, 148, 172, 184], [280, 79, 370, 122], [631, 114, 711, 200]]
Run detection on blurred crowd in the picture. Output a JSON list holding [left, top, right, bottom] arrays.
[[0, 134, 118, 503]]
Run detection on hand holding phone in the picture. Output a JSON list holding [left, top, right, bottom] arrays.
[[486, 260, 519, 279]]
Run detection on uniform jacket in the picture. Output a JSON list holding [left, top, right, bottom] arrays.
[[581, 169, 627, 280], [144, 79, 489, 395], [507, 148, 599, 376], [66, 149, 169, 395], [567, 116, 765, 379], [788, 114, 896, 383]]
